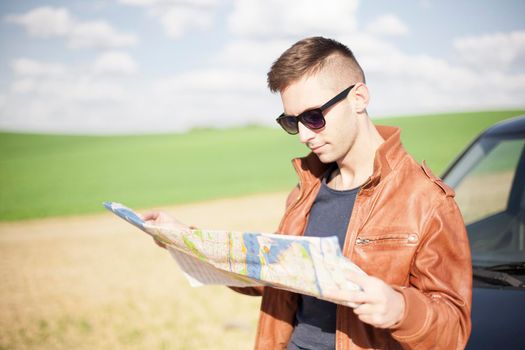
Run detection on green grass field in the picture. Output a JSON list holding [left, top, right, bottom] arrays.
[[1, 110, 523, 221]]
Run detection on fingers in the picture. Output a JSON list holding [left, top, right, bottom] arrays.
[[139, 211, 195, 250], [141, 211, 160, 222], [141, 211, 183, 226], [352, 302, 372, 314], [344, 290, 371, 305], [345, 269, 369, 287], [348, 282, 406, 329], [350, 296, 390, 328], [153, 237, 167, 249], [352, 300, 387, 315]]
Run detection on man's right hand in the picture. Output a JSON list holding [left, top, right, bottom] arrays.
[[140, 211, 190, 249]]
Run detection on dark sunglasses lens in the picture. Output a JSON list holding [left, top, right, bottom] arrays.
[[301, 110, 325, 130], [278, 116, 299, 134]]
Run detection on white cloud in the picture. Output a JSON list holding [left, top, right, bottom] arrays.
[[159, 7, 213, 38], [374, 58, 525, 115], [9, 75, 127, 101], [365, 14, 409, 37], [93, 51, 138, 75], [118, 0, 218, 39], [119, 0, 157, 5], [228, 0, 359, 38], [330, 32, 525, 117], [11, 58, 67, 76], [119, 0, 217, 6], [154, 68, 265, 93], [0, 54, 279, 134], [332, 32, 399, 72], [67, 21, 137, 49], [8, 57, 130, 100], [11, 78, 37, 94], [1, 2, 524, 134], [5, 7, 73, 37], [453, 30, 525, 71], [211, 39, 291, 69], [1, 67, 131, 132], [0, 72, 279, 134], [4, 25, 524, 134], [5, 6, 137, 49]]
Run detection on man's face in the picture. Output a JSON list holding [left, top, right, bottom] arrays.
[[280, 74, 358, 164]]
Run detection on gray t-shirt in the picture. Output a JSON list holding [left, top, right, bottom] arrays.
[[287, 169, 360, 350]]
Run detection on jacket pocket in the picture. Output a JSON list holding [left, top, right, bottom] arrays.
[[353, 231, 420, 284]]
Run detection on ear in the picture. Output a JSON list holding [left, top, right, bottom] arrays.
[[351, 83, 370, 113]]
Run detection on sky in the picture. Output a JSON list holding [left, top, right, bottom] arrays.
[[0, 0, 524, 134]]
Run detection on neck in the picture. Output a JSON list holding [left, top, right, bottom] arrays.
[[335, 118, 384, 190]]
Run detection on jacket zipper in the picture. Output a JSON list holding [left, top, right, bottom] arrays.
[[355, 233, 418, 245]]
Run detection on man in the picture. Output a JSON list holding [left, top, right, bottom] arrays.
[[145, 36, 472, 350]]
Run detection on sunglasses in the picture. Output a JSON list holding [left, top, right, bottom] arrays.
[[276, 84, 356, 135]]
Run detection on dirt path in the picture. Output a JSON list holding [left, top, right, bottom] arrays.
[[0, 191, 289, 350]]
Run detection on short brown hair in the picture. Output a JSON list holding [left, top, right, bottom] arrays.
[[267, 36, 365, 93]]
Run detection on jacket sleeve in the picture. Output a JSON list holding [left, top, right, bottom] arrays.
[[228, 285, 264, 296], [390, 196, 472, 350], [228, 185, 301, 298]]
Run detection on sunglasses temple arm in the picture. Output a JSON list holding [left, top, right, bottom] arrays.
[[320, 85, 354, 111]]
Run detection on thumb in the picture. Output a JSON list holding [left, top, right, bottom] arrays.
[[345, 269, 368, 289]]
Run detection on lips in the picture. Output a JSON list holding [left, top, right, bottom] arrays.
[[310, 144, 326, 152]]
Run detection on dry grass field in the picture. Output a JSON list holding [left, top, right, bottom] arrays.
[[0, 192, 289, 350]]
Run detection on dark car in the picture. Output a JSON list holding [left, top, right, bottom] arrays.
[[441, 115, 525, 349]]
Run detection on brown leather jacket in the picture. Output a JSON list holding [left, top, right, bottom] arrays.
[[232, 125, 472, 350]]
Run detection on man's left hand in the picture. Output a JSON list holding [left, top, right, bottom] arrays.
[[338, 271, 406, 329]]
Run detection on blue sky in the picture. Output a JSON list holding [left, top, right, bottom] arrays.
[[0, 0, 524, 134]]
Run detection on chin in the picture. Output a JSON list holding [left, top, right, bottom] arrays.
[[315, 152, 336, 164]]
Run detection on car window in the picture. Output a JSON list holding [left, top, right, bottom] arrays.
[[444, 135, 525, 266], [449, 138, 524, 224]]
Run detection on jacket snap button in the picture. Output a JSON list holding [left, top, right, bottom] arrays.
[[408, 234, 418, 242]]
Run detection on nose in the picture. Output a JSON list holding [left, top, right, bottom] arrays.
[[298, 122, 316, 144]]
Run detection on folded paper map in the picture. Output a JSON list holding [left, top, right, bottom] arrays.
[[104, 201, 365, 305]]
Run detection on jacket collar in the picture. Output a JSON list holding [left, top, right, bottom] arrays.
[[291, 125, 406, 190]]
